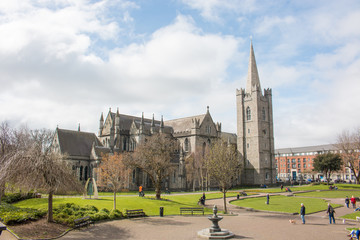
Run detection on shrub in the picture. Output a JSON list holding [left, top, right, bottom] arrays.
[[100, 208, 110, 214], [0, 203, 46, 225], [2, 192, 35, 204], [109, 209, 123, 219]]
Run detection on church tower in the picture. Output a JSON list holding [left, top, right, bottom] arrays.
[[236, 42, 276, 185]]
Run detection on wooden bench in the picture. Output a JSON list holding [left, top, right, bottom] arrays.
[[74, 216, 93, 228], [180, 207, 204, 215], [0, 221, 6, 236], [126, 209, 146, 218]]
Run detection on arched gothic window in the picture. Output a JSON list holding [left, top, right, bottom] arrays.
[[202, 142, 206, 157], [246, 107, 251, 121], [262, 107, 266, 121], [79, 166, 83, 181], [84, 166, 88, 181], [184, 138, 189, 152]]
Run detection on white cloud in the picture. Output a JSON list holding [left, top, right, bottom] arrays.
[[181, 0, 256, 22]]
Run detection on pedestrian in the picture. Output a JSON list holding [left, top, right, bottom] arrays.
[[266, 193, 270, 205], [300, 203, 305, 224], [327, 203, 335, 224], [281, 184, 283, 191], [351, 195, 356, 208], [139, 185, 143, 197], [345, 196, 350, 208], [202, 193, 206, 205]]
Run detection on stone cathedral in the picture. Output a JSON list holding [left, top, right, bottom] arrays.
[[52, 43, 276, 190]]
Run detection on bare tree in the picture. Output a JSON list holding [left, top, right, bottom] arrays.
[[185, 151, 206, 191], [205, 140, 239, 213], [0, 128, 82, 222], [99, 152, 130, 210], [0, 121, 15, 204], [335, 129, 360, 183], [124, 133, 178, 200]]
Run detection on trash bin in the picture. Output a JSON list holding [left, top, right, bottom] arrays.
[[160, 207, 164, 217]]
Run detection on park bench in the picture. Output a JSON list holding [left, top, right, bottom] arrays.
[[126, 209, 146, 218], [180, 207, 204, 215], [0, 221, 6, 236], [74, 216, 93, 229]]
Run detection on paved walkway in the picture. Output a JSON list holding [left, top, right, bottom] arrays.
[[1, 192, 358, 240]]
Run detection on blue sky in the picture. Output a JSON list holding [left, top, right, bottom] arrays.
[[1, 0, 360, 148]]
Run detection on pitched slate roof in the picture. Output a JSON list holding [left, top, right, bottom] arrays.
[[275, 144, 337, 155], [165, 114, 206, 133], [221, 132, 237, 144], [57, 128, 102, 157]]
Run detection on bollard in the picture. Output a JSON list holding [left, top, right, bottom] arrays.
[[160, 207, 164, 217]]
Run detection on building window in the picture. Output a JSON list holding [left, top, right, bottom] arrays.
[[79, 166, 83, 181], [262, 107, 266, 120], [303, 158, 306, 162], [173, 171, 176, 183], [123, 138, 127, 151], [298, 164, 300, 168], [202, 142, 206, 157], [303, 163, 306, 168], [246, 107, 251, 121], [292, 159, 296, 163], [292, 164, 296, 168], [265, 172, 269, 179], [298, 158, 301, 163], [84, 166, 88, 181], [184, 138, 189, 152], [247, 143, 249, 148], [248, 129, 250, 133]]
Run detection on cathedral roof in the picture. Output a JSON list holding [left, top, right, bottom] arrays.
[[164, 114, 206, 133], [56, 128, 102, 157], [221, 132, 237, 145]]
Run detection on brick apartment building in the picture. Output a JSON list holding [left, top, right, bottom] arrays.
[[275, 144, 356, 183]]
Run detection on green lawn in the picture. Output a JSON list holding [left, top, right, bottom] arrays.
[[231, 195, 342, 214], [245, 184, 360, 193], [341, 211, 360, 220], [13, 192, 242, 216], [296, 190, 360, 198]]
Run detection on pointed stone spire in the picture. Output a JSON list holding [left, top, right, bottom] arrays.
[[115, 108, 120, 127], [206, 106, 209, 114], [151, 114, 155, 127], [140, 112, 144, 125], [246, 41, 261, 94], [100, 112, 104, 122], [160, 115, 164, 128], [78, 123, 80, 131]]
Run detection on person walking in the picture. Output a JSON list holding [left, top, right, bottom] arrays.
[[327, 203, 336, 224], [280, 184, 283, 191], [300, 203, 305, 224], [351, 195, 356, 208], [266, 193, 270, 205], [345, 196, 350, 208]]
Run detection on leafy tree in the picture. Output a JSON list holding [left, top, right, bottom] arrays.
[[99, 152, 130, 210], [335, 129, 360, 183], [0, 128, 81, 222], [313, 152, 343, 184], [124, 133, 178, 200], [205, 140, 239, 213]]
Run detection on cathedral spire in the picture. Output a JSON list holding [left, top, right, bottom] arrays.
[[246, 41, 261, 94]]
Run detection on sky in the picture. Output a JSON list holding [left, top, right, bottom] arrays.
[[1, 0, 360, 149]]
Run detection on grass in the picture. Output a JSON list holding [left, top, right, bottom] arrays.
[[230, 195, 342, 214], [245, 184, 360, 193], [295, 190, 360, 198], [14, 192, 243, 216], [341, 211, 360, 220]]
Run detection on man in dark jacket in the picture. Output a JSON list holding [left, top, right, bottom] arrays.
[[300, 203, 305, 224], [327, 203, 335, 224]]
